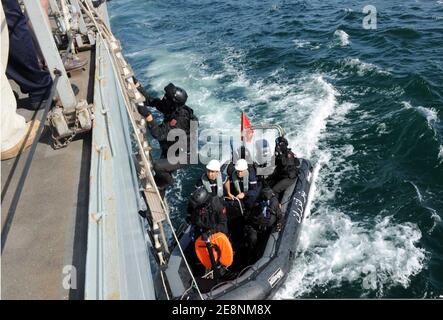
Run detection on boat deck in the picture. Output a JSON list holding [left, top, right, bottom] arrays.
[[1, 50, 92, 300]]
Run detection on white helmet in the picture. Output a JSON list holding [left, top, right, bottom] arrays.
[[235, 159, 248, 171], [206, 159, 221, 171]]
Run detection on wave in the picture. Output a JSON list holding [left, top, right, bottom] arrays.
[[293, 39, 310, 48], [403, 101, 438, 125], [275, 98, 426, 298], [409, 181, 424, 203], [275, 214, 426, 298], [382, 27, 421, 40], [408, 181, 442, 234], [288, 76, 339, 159], [402, 101, 443, 164], [125, 48, 150, 58], [333, 29, 350, 46], [220, 47, 342, 159], [402, 101, 440, 137], [377, 123, 390, 136], [340, 58, 391, 77], [270, 4, 280, 12], [439, 145, 443, 163], [293, 39, 320, 50], [402, 101, 413, 110], [416, 106, 439, 129]]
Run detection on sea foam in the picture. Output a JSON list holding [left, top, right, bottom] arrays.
[[334, 29, 350, 46]]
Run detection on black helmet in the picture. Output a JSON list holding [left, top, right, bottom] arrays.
[[190, 187, 210, 208], [164, 83, 188, 106], [261, 187, 274, 201], [276, 136, 288, 147], [275, 136, 289, 154]]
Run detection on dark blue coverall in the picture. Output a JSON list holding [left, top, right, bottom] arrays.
[[3, 0, 52, 107]]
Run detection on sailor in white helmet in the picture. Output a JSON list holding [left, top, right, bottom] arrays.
[[222, 158, 259, 257], [225, 158, 259, 210], [195, 159, 229, 198]]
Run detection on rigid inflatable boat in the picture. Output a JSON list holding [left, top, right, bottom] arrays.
[[158, 157, 314, 300]]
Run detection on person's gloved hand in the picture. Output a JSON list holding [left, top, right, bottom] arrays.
[[137, 104, 151, 117], [137, 104, 153, 122], [134, 77, 153, 105]]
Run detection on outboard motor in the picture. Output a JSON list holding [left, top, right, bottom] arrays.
[[255, 139, 272, 166], [254, 139, 275, 177]]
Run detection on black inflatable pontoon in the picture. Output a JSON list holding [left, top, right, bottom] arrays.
[[157, 158, 313, 300]]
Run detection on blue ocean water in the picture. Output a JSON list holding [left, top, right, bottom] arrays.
[[108, 0, 443, 298]]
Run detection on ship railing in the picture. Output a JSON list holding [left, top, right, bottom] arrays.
[[80, 1, 205, 299], [249, 123, 285, 137], [22, 0, 94, 148]]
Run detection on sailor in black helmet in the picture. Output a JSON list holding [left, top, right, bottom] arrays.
[[266, 136, 301, 200], [186, 186, 228, 238], [136, 82, 198, 194], [137, 82, 197, 157]]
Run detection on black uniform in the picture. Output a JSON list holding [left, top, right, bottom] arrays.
[[267, 137, 300, 198], [244, 188, 282, 263], [148, 103, 196, 191], [138, 83, 198, 192], [247, 196, 282, 232], [187, 194, 228, 237], [3, 0, 53, 108], [147, 98, 197, 157], [224, 166, 261, 257]]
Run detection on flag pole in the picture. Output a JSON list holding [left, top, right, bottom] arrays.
[[240, 112, 244, 143], [240, 112, 245, 159]]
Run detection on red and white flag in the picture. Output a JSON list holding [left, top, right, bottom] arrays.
[[241, 112, 254, 143]]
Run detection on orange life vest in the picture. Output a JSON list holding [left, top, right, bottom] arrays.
[[194, 232, 234, 269]]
